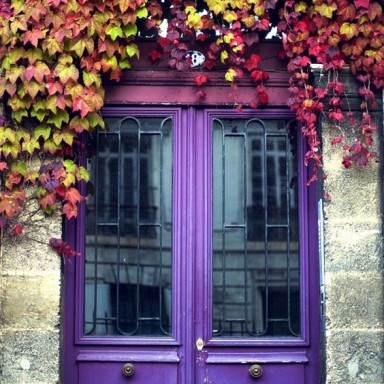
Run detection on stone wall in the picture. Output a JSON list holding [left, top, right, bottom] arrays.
[[319, 76, 384, 383], [0, 203, 61, 384]]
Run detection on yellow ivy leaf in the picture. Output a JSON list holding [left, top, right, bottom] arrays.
[[254, 5, 265, 17], [224, 33, 234, 44], [339, 22, 359, 39], [242, 15, 256, 28], [187, 13, 203, 29], [185, 5, 196, 14], [223, 11, 238, 23], [119, 0, 131, 14], [314, 3, 337, 19], [42, 36, 63, 56], [225, 68, 237, 82], [294, 1, 308, 13], [207, 0, 227, 15], [221, 50, 229, 63]]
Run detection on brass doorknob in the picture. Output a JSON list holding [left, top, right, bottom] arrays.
[[122, 363, 135, 377], [249, 364, 263, 378]]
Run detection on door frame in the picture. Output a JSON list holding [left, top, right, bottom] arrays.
[[62, 106, 320, 384]]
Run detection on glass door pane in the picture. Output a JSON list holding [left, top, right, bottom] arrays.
[[84, 116, 173, 336], [212, 118, 300, 337]]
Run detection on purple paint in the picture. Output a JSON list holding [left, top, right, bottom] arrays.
[[63, 107, 320, 384]]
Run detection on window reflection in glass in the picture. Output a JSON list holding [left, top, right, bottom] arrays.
[[84, 116, 173, 337], [212, 118, 300, 337]]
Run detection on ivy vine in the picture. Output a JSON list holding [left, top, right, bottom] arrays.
[[0, 0, 383, 255]]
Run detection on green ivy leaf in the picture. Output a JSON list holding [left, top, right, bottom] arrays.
[[63, 159, 76, 173], [11, 161, 27, 177], [43, 139, 61, 154], [86, 112, 105, 129], [12, 109, 29, 123], [123, 24, 138, 38], [126, 43, 140, 58], [136, 6, 149, 18], [76, 165, 90, 182], [54, 62, 79, 84], [22, 137, 41, 154], [119, 59, 132, 69], [34, 124, 52, 140], [47, 110, 70, 129], [1, 142, 21, 159], [83, 71, 102, 88], [69, 116, 89, 133], [0, 127, 16, 145], [69, 37, 94, 57], [53, 128, 75, 146], [31, 108, 48, 122], [106, 25, 123, 41]]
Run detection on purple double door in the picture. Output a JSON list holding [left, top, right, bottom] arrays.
[[64, 107, 320, 383]]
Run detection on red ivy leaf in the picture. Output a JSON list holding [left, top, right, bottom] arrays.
[[148, 50, 162, 62], [73, 98, 91, 118], [354, 0, 370, 9], [244, 54, 262, 71], [62, 202, 78, 219], [23, 28, 45, 47], [331, 136, 345, 145], [328, 109, 345, 121], [12, 223, 23, 236], [49, 237, 81, 257], [40, 192, 57, 209], [194, 74, 210, 86], [64, 187, 82, 205]]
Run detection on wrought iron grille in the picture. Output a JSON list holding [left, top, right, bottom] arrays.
[[212, 117, 300, 337], [84, 116, 173, 336]]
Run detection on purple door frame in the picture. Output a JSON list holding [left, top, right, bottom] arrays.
[[63, 107, 320, 384]]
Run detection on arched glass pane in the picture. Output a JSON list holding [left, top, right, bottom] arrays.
[[84, 116, 173, 337], [212, 118, 300, 337]]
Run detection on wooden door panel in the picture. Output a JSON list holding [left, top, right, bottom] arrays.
[[205, 363, 305, 383], [79, 362, 178, 384]]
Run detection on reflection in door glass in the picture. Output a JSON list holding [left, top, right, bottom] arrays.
[[84, 116, 173, 336], [212, 118, 300, 337]]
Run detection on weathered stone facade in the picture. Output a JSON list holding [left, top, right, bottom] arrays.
[[315, 70, 384, 384], [0, 204, 62, 383]]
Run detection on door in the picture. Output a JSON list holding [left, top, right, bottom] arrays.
[[63, 107, 320, 384]]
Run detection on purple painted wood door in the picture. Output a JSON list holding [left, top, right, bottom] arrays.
[[64, 107, 320, 384]]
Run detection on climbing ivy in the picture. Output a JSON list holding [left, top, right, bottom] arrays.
[[0, 0, 383, 255]]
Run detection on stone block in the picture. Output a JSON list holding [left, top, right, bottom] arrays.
[[326, 330, 384, 384], [325, 272, 383, 329], [0, 275, 60, 330], [323, 222, 382, 272], [1, 329, 59, 384]]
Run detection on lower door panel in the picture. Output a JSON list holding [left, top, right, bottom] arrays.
[[205, 363, 305, 384]]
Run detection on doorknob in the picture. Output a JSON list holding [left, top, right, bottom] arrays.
[[122, 363, 135, 377], [249, 364, 263, 378]]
